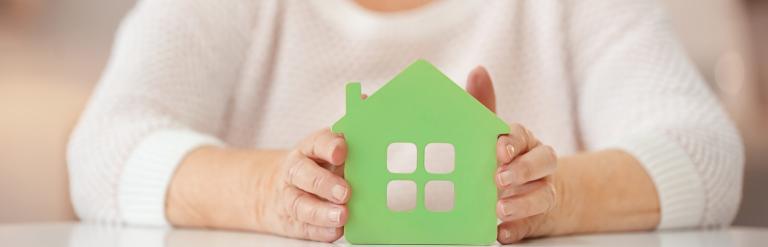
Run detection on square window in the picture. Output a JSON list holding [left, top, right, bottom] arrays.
[[387, 180, 417, 212], [425, 180, 454, 212], [387, 143, 417, 173], [425, 143, 455, 174]]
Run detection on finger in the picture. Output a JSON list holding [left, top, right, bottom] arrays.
[[286, 222, 343, 243], [299, 128, 347, 166], [496, 145, 556, 187], [497, 217, 538, 244], [496, 181, 557, 222], [496, 123, 540, 165], [498, 178, 548, 199], [286, 155, 350, 203], [326, 163, 345, 178], [496, 136, 518, 165], [288, 188, 348, 227], [466, 66, 496, 113]]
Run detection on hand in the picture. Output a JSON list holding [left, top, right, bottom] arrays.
[[167, 128, 351, 243], [257, 128, 351, 242], [466, 66, 559, 243], [494, 123, 557, 243]]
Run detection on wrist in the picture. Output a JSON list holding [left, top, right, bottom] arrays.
[[166, 147, 285, 231], [539, 150, 661, 236], [166, 146, 222, 228]]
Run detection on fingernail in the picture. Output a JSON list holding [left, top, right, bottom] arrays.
[[499, 188, 514, 198], [497, 169, 515, 186], [500, 202, 513, 216], [332, 185, 347, 202], [505, 144, 516, 159], [328, 208, 341, 223], [503, 228, 512, 240]]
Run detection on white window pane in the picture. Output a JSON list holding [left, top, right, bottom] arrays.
[[387, 180, 417, 212], [387, 142, 417, 173], [425, 143, 454, 174], [425, 180, 454, 212]]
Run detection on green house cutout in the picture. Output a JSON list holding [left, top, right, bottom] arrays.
[[332, 60, 509, 245]]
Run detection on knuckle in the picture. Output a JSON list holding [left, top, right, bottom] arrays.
[[531, 188, 553, 214], [534, 196, 549, 215], [518, 135, 530, 147], [523, 126, 534, 140], [515, 164, 532, 183], [517, 157, 532, 169], [290, 193, 307, 218], [311, 173, 327, 192], [545, 145, 556, 156], [510, 134, 525, 146], [298, 129, 325, 154], [308, 206, 320, 223], [507, 124, 526, 141], [287, 149, 302, 160], [312, 128, 329, 144], [286, 160, 302, 185], [543, 145, 557, 161], [508, 122, 524, 131], [518, 198, 532, 217], [298, 133, 315, 150], [280, 219, 296, 236], [299, 223, 312, 239], [546, 183, 558, 211], [284, 150, 302, 169], [539, 147, 557, 168], [280, 190, 299, 217], [311, 128, 326, 140], [521, 219, 534, 240]]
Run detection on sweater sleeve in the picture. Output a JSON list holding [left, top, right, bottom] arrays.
[[566, 0, 745, 229], [66, 0, 258, 225]]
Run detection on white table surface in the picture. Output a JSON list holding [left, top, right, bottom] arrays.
[[0, 222, 766, 247]]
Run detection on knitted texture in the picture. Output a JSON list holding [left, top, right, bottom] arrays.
[[67, 0, 743, 229]]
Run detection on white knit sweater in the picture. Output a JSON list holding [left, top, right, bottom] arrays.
[[68, 0, 744, 230]]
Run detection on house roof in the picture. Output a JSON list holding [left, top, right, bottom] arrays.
[[333, 60, 509, 135]]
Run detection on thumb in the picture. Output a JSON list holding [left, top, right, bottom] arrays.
[[466, 66, 497, 113]]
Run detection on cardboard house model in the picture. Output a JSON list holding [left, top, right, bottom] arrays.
[[332, 60, 509, 245]]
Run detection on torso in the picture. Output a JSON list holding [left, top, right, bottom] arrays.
[[223, 0, 581, 155]]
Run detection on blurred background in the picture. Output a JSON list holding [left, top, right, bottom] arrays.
[[0, 0, 766, 226]]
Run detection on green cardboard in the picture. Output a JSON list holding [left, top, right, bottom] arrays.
[[332, 60, 509, 245]]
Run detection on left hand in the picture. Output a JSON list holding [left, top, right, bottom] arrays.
[[466, 66, 559, 244]]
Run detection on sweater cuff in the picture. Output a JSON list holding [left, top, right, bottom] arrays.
[[606, 133, 705, 229], [118, 129, 223, 226]]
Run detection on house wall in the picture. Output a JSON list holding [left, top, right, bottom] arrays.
[[343, 127, 498, 244]]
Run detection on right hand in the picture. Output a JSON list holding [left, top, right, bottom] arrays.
[[256, 128, 351, 242], [167, 128, 350, 242]]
